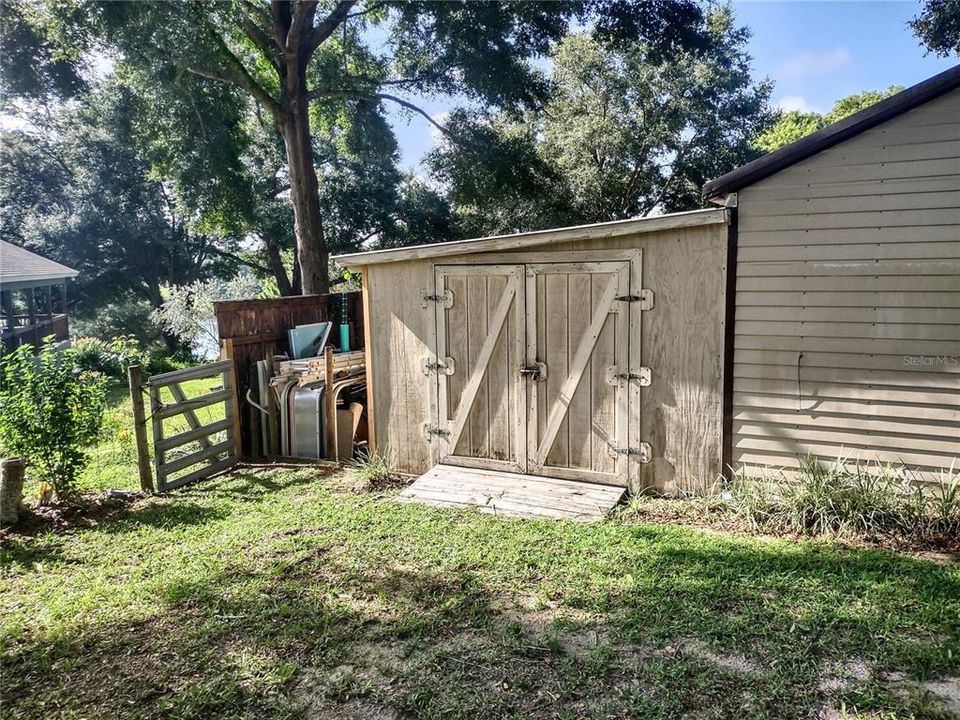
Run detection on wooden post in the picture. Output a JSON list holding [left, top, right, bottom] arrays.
[[148, 384, 166, 489], [25, 289, 37, 346], [324, 345, 337, 461], [1, 457, 26, 525], [127, 365, 155, 492], [248, 364, 262, 459], [222, 339, 243, 460], [43, 286, 53, 319], [26, 288, 36, 325], [360, 267, 376, 453], [1, 290, 15, 331], [265, 354, 280, 457]]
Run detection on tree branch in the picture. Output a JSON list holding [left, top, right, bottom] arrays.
[[376, 93, 454, 139], [237, 13, 283, 70], [286, 0, 319, 53], [303, 0, 356, 56], [198, 17, 282, 118], [208, 246, 274, 275], [239, 0, 274, 30], [347, 1, 386, 19], [306, 89, 465, 150]]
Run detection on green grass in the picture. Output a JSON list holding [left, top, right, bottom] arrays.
[[1, 391, 958, 719]]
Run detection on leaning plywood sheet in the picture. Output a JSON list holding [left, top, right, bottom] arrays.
[[397, 465, 626, 522]]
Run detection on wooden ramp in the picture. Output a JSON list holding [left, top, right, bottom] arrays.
[[397, 464, 626, 521]]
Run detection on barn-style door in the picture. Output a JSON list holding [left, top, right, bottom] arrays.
[[430, 255, 643, 487], [433, 265, 527, 473], [526, 261, 632, 485]]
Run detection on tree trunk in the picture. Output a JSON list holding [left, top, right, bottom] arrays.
[[279, 90, 328, 295], [292, 245, 303, 295], [262, 235, 295, 296]]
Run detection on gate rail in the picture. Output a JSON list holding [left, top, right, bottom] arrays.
[[128, 360, 242, 492]]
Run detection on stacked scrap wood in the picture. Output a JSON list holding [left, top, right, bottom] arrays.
[[271, 350, 366, 388]]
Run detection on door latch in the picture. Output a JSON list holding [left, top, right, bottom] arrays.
[[422, 357, 455, 376], [606, 366, 651, 386], [608, 442, 652, 463], [421, 289, 454, 309], [422, 423, 451, 440], [615, 289, 654, 311], [519, 362, 547, 382]]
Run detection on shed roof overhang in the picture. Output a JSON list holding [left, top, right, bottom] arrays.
[[334, 207, 729, 268], [702, 64, 960, 202]]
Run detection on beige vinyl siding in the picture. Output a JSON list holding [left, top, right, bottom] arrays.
[[733, 88, 960, 482]]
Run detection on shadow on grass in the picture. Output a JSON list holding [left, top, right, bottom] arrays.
[[0, 535, 67, 571], [186, 467, 332, 501], [101, 500, 232, 533], [2, 502, 958, 720]]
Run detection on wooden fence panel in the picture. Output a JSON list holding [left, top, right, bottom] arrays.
[[213, 292, 364, 458]]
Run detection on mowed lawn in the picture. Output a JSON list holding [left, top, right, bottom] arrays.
[[1, 388, 958, 720]]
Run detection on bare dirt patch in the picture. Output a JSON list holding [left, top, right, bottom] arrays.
[[0, 490, 142, 539], [817, 659, 871, 692], [673, 638, 759, 675]]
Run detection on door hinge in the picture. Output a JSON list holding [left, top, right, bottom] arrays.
[[422, 423, 451, 440], [609, 442, 652, 463], [615, 289, 654, 311], [422, 357, 455, 376], [606, 366, 651, 386], [421, 289, 454, 309]]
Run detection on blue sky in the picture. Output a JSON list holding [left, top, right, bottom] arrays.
[[388, 0, 958, 171]]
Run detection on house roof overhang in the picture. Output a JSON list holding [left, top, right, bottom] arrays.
[[702, 64, 960, 202]]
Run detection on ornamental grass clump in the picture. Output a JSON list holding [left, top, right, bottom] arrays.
[[725, 454, 960, 542], [347, 447, 402, 492], [0, 339, 107, 500]]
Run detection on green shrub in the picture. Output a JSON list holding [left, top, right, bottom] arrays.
[[73, 335, 145, 378], [73, 335, 184, 379], [0, 340, 107, 499]]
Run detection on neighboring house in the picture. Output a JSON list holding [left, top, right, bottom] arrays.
[[703, 64, 959, 482], [0, 240, 78, 352]]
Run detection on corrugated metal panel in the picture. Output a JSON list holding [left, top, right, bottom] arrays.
[[732, 88, 960, 478]]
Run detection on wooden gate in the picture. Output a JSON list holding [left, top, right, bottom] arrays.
[[430, 252, 644, 486], [129, 360, 242, 492]]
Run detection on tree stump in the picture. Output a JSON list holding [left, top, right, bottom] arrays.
[[1, 457, 26, 525]]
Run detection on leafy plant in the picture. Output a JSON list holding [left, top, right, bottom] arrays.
[[151, 275, 262, 359], [0, 339, 107, 499], [73, 335, 145, 378]]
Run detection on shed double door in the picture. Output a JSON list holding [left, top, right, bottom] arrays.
[[432, 257, 638, 486]]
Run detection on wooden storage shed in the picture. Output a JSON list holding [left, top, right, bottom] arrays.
[[703, 64, 960, 483], [336, 209, 730, 494]]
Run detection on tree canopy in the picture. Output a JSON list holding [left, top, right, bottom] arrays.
[[427, 6, 773, 236], [15, 0, 716, 293], [0, 81, 228, 323], [754, 87, 904, 153], [911, 0, 960, 57]]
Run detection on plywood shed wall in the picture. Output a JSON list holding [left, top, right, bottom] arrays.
[[342, 209, 729, 494], [731, 88, 960, 481]]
